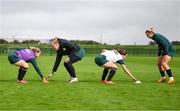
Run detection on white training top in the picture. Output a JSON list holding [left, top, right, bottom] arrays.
[[101, 50, 123, 63]]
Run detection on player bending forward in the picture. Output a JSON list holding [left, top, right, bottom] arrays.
[[8, 48, 49, 84], [95, 49, 141, 84], [145, 28, 176, 84], [47, 37, 86, 83]]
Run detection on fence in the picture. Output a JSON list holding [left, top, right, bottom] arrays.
[[0, 48, 180, 56]]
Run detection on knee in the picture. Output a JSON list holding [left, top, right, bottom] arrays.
[[23, 63, 29, 68], [112, 64, 117, 69], [64, 61, 70, 66], [161, 62, 167, 67]]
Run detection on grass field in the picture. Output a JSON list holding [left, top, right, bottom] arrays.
[[0, 55, 179, 110]]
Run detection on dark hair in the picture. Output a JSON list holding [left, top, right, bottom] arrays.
[[52, 37, 61, 44], [117, 49, 127, 55]]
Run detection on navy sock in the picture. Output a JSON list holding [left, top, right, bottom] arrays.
[[166, 69, 173, 77], [160, 71, 165, 77], [18, 67, 27, 81], [101, 68, 109, 80], [107, 68, 117, 81]]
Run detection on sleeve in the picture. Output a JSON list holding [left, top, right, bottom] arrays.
[[157, 34, 170, 56], [29, 59, 44, 79], [116, 60, 125, 65], [158, 45, 163, 56], [162, 43, 170, 55], [52, 51, 63, 72]]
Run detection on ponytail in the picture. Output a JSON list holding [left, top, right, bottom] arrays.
[[117, 49, 127, 56]]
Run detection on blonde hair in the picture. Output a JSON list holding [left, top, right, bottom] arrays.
[[30, 47, 41, 53]]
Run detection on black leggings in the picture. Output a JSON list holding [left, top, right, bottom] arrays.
[[64, 55, 81, 78]]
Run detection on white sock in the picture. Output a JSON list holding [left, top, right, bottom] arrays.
[[72, 77, 78, 80], [169, 77, 174, 80]]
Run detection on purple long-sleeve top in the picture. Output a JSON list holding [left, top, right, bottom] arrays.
[[15, 49, 44, 79], [16, 49, 35, 61]]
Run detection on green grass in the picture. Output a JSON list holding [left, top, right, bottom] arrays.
[[0, 55, 180, 110]]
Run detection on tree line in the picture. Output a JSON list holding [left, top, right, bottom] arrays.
[[0, 39, 41, 44], [0, 39, 101, 45], [149, 41, 180, 45], [1, 39, 180, 45]]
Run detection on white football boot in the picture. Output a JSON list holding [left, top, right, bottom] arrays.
[[68, 77, 78, 83]]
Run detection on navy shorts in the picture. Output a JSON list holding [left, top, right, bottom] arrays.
[[95, 55, 108, 66], [8, 52, 20, 64]]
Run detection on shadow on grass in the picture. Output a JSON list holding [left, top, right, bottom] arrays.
[[0, 79, 16, 83], [0, 79, 178, 85], [0, 79, 56, 83]]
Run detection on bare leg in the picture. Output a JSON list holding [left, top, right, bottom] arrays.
[[15, 60, 28, 68], [161, 55, 175, 84], [14, 60, 28, 83], [102, 61, 117, 84], [157, 56, 166, 82], [102, 61, 117, 69], [161, 55, 171, 70]]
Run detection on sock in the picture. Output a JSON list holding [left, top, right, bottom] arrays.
[[64, 61, 76, 78], [160, 71, 165, 77], [18, 67, 27, 81], [169, 77, 174, 80], [107, 68, 117, 81], [101, 68, 109, 81], [166, 69, 173, 77]]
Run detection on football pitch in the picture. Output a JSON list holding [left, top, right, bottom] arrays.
[[0, 55, 179, 110]]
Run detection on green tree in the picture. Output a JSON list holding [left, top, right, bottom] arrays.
[[0, 39, 8, 44]]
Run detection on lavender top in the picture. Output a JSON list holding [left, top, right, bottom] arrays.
[[15, 49, 44, 79], [16, 49, 36, 61]]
